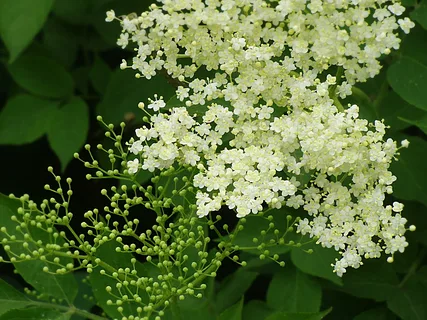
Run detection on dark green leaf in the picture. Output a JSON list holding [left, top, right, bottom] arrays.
[[0, 278, 33, 316], [43, 18, 78, 68], [399, 114, 427, 135], [97, 68, 175, 125], [72, 67, 91, 96], [47, 96, 89, 171], [266, 265, 321, 312], [387, 57, 427, 111], [341, 260, 399, 301], [0, 0, 54, 62], [219, 298, 243, 320], [0, 307, 68, 320], [376, 91, 425, 133], [0, 193, 78, 304], [401, 0, 417, 6], [52, 0, 91, 25], [390, 137, 427, 207], [76, 28, 113, 52], [264, 308, 332, 320], [411, 1, 427, 31], [70, 272, 95, 320], [291, 242, 342, 286], [8, 54, 74, 98], [354, 307, 397, 320], [215, 268, 258, 313], [387, 278, 427, 320], [89, 56, 112, 94], [400, 25, 427, 67], [243, 300, 275, 320], [0, 94, 58, 145]]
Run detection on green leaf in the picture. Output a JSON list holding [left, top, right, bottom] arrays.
[[399, 114, 427, 136], [52, 0, 91, 25], [0, 0, 54, 62], [354, 307, 397, 320], [0, 193, 78, 304], [96, 68, 175, 125], [0, 94, 58, 145], [215, 268, 258, 313], [72, 67, 91, 96], [340, 259, 399, 301], [291, 242, 343, 286], [0, 307, 69, 320], [89, 56, 112, 94], [390, 136, 427, 207], [266, 265, 321, 313], [8, 54, 74, 99], [387, 278, 427, 320], [411, 1, 427, 31], [242, 300, 275, 320], [400, 25, 427, 67], [264, 308, 332, 320], [43, 18, 78, 68], [71, 273, 95, 320], [376, 91, 425, 133], [163, 296, 217, 320], [219, 298, 243, 320], [401, 0, 417, 6], [47, 96, 89, 171], [0, 278, 33, 316], [387, 57, 427, 111]]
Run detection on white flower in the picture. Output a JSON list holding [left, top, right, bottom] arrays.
[[398, 18, 415, 34], [388, 4, 405, 16], [147, 98, 166, 111], [127, 158, 139, 174], [392, 202, 404, 213], [105, 10, 115, 22], [401, 139, 410, 148]]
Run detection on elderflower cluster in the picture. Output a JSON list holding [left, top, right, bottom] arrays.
[[109, 0, 415, 276], [114, 0, 413, 106]]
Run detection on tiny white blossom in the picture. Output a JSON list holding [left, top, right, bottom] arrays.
[[105, 10, 115, 22], [147, 98, 166, 111], [401, 139, 410, 148], [127, 158, 139, 174]]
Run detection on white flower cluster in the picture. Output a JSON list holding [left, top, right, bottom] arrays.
[[109, 0, 415, 276], [113, 0, 413, 105]]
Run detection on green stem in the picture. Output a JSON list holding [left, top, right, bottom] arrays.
[[373, 79, 389, 111], [333, 95, 345, 112], [351, 86, 377, 117], [351, 87, 371, 104], [26, 300, 108, 320], [328, 67, 345, 112]]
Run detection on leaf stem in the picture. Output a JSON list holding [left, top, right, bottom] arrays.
[[26, 299, 109, 320], [373, 79, 389, 111]]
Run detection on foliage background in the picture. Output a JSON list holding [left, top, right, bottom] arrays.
[[1, 0, 427, 319]]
